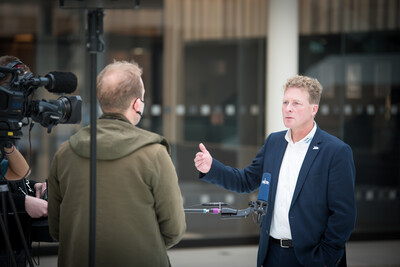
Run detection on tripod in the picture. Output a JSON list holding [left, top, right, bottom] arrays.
[[0, 180, 34, 267]]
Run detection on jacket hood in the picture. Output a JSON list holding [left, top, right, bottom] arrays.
[[69, 113, 170, 160]]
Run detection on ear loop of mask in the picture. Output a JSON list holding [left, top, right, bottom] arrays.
[[133, 98, 144, 116]]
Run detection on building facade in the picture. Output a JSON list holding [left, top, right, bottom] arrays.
[[0, 0, 399, 242]]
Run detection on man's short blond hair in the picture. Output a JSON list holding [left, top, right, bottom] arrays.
[[97, 60, 143, 113], [284, 75, 323, 105]]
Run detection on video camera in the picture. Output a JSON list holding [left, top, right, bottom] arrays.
[[0, 62, 82, 143]]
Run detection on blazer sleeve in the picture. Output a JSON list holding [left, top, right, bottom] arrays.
[[199, 139, 269, 194], [321, 143, 356, 266]]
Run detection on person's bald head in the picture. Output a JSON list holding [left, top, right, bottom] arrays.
[[97, 60, 143, 113]]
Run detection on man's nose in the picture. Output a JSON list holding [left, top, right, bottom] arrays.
[[285, 103, 293, 112]]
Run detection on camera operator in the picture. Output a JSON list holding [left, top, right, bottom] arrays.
[[1, 143, 48, 218], [0, 55, 48, 219], [0, 144, 47, 267]]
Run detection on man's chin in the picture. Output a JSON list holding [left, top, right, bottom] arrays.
[[283, 120, 294, 128]]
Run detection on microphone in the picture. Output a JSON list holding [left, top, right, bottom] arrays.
[[183, 174, 272, 227], [24, 71, 78, 94], [255, 172, 271, 225], [184, 206, 253, 218], [201, 202, 228, 207]]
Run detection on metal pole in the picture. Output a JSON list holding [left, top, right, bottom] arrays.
[[86, 9, 104, 267]]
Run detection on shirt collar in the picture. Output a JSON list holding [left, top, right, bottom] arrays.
[[285, 122, 317, 145]]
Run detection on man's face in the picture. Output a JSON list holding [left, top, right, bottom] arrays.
[[138, 79, 145, 114], [282, 87, 318, 132]]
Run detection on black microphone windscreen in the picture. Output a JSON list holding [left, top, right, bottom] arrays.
[[45, 71, 77, 94], [257, 173, 271, 203]]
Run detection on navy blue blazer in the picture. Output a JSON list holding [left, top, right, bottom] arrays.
[[200, 127, 356, 267]]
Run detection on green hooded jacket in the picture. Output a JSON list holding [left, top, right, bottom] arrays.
[[48, 113, 186, 267]]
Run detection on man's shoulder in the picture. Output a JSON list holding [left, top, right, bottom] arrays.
[[140, 143, 170, 159], [134, 127, 171, 154], [267, 130, 287, 142], [317, 128, 344, 143], [316, 128, 351, 151], [54, 140, 73, 157], [270, 130, 287, 137]]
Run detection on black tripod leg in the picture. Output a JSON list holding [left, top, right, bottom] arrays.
[[7, 190, 34, 267], [0, 192, 17, 267]]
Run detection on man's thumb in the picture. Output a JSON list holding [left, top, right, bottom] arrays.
[[199, 143, 208, 154]]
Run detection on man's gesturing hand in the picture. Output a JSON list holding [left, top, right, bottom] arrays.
[[194, 143, 212, 174]]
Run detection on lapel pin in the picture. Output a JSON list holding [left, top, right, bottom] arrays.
[[313, 146, 319, 150]]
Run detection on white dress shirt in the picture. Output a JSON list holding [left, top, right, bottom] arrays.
[[269, 123, 317, 239]]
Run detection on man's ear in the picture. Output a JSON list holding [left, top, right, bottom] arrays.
[[312, 104, 319, 116], [132, 97, 139, 111]]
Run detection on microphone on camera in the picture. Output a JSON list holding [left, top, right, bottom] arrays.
[[254, 173, 271, 225], [45, 72, 77, 94], [24, 71, 78, 94]]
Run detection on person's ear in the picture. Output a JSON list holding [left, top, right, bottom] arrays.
[[312, 104, 319, 116], [133, 98, 139, 111], [132, 97, 142, 116]]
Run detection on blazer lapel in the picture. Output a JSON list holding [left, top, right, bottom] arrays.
[[290, 128, 322, 208]]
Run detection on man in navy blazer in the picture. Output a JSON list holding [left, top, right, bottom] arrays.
[[194, 75, 356, 267]]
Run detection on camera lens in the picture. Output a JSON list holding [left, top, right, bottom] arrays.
[[55, 96, 82, 124], [56, 96, 72, 123]]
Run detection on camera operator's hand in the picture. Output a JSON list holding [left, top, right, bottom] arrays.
[[25, 195, 48, 218], [34, 182, 47, 198]]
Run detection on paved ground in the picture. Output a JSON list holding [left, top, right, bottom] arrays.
[[27, 240, 400, 267]]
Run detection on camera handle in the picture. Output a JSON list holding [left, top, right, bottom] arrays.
[[0, 140, 14, 152], [0, 182, 34, 267]]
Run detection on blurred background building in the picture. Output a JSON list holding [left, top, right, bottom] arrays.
[[0, 0, 399, 246]]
